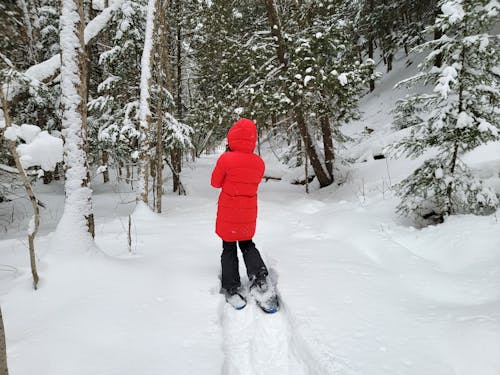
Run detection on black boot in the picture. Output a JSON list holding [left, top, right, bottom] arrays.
[[239, 240, 268, 283]]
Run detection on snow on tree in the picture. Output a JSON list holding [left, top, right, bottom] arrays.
[[0, 69, 63, 288], [393, 0, 500, 223], [88, 1, 147, 181], [56, 0, 96, 245], [136, 0, 156, 204]]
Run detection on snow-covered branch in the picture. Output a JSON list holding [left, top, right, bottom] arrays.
[[5, 0, 124, 100]]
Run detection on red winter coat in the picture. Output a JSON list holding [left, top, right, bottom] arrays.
[[211, 118, 265, 242]]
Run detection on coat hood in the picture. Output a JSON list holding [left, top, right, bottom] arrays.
[[227, 118, 257, 153]]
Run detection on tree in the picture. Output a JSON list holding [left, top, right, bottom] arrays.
[[1, 83, 41, 289], [137, 0, 156, 204], [393, 0, 499, 223], [262, 0, 373, 187], [0, 306, 7, 375], [88, 0, 148, 185], [57, 0, 95, 240]]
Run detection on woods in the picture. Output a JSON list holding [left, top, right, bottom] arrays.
[[0, 1, 499, 374], [3, 0, 484, 208], [0, 0, 498, 271]]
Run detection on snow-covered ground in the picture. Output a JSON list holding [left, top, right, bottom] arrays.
[[1, 53, 500, 375], [2, 151, 499, 375]]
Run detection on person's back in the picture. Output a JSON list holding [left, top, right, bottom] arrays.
[[211, 118, 265, 242], [211, 118, 279, 313]]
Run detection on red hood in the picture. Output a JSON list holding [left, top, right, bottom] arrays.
[[227, 118, 257, 153]]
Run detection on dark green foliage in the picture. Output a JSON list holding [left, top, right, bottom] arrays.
[[393, 0, 500, 222]]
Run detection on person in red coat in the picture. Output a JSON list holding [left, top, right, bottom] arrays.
[[211, 118, 269, 307]]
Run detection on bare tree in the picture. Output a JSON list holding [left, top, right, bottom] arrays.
[[1, 87, 40, 289]]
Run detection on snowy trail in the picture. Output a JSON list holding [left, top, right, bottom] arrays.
[[221, 301, 308, 375], [2, 153, 500, 375], [219, 263, 355, 375]]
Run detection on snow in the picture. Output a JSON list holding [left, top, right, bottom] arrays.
[[441, 1, 465, 25], [17, 130, 63, 171], [456, 111, 473, 128], [434, 65, 457, 98], [1, 46, 499, 375], [1, 151, 499, 375], [304, 75, 314, 87], [4, 127, 17, 141], [338, 73, 348, 86], [435, 167, 444, 179]]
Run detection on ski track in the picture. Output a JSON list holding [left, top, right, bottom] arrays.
[[219, 268, 357, 375], [221, 292, 309, 375]]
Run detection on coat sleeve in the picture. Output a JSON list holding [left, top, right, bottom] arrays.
[[211, 154, 226, 188]]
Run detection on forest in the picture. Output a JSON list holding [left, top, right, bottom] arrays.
[[0, 0, 499, 374]]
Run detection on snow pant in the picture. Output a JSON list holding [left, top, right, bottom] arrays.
[[221, 240, 268, 292]]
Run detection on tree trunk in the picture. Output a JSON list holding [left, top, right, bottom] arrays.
[[137, 0, 157, 205], [295, 109, 332, 187], [17, 0, 37, 64], [368, 0, 375, 91], [433, 10, 443, 67], [102, 150, 109, 183], [296, 134, 302, 167], [0, 307, 8, 375], [368, 38, 375, 92], [263, 0, 286, 67], [171, 148, 182, 193], [59, 0, 95, 239], [173, 0, 183, 193], [263, 0, 333, 188], [320, 115, 334, 181], [1, 90, 40, 289], [386, 52, 393, 72], [154, 0, 169, 213]]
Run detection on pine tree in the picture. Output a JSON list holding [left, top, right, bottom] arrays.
[[88, 0, 147, 178], [393, 0, 500, 223]]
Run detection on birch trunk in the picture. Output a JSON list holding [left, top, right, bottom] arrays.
[[58, 0, 95, 241], [137, 0, 157, 205]]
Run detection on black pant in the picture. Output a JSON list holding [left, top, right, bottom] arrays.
[[221, 240, 268, 292]]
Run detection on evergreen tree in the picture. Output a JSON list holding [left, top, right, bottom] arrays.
[[393, 0, 499, 222], [88, 0, 147, 172]]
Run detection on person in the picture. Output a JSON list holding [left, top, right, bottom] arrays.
[[211, 118, 270, 309]]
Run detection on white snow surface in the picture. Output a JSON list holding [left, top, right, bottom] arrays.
[[1, 149, 499, 374], [1, 50, 499, 375]]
